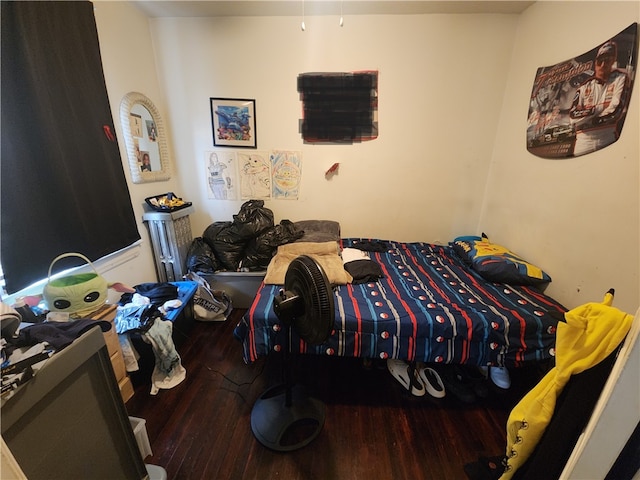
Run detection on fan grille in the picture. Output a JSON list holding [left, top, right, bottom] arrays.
[[284, 255, 335, 345]]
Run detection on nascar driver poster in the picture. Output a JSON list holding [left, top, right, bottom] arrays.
[[527, 23, 638, 159]]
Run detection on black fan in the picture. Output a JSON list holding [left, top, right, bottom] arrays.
[[250, 255, 335, 451]]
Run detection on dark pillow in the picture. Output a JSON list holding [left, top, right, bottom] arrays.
[[450, 234, 551, 286]]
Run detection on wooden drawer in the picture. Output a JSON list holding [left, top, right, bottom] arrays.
[[119, 376, 134, 403], [87, 304, 133, 403], [102, 325, 120, 357], [110, 351, 126, 383]]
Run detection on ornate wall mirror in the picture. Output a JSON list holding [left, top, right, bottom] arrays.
[[120, 92, 171, 183]]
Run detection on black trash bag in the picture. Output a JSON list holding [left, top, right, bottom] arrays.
[[203, 221, 246, 271], [242, 220, 305, 270], [186, 237, 219, 274], [202, 221, 232, 245], [231, 200, 274, 241]]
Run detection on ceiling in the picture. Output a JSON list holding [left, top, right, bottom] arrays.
[[131, 1, 536, 18]]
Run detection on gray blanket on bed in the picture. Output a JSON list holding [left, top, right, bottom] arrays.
[[294, 220, 341, 243]]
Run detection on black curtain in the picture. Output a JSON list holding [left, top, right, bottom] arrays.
[[1, 1, 140, 293]]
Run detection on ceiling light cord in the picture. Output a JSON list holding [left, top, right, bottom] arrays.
[[301, 0, 305, 31], [340, 0, 344, 26]]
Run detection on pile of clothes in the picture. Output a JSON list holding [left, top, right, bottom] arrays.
[[1, 300, 111, 401], [115, 282, 186, 395]]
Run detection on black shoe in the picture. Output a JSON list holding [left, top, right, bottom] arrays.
[[438, 365, 476, 403], [463, 366, 489, 399]]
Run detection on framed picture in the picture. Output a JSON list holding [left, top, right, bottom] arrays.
[[210, 98, 257, 148]]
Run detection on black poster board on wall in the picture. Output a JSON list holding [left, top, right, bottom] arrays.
[[298, 71, 379, 143]]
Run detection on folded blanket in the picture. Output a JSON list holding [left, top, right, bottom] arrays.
[[293, 220, 341, 243], [264, 241, 353, 285]]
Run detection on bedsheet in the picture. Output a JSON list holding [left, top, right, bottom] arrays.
[[234, 239, 567, 367]]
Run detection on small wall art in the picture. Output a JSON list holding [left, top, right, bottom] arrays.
[[205, 150, 238, 200], [210, 98, 257, 148]]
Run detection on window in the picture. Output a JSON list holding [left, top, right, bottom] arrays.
[[1, 1, 140, 295]]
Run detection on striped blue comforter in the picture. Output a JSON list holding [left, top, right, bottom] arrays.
[[234, 239, 566, 367]]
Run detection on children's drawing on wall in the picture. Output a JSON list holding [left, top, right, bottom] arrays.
[[271, 150, 301, 200], [206, 151, 238, 200], [239, 151, 271, 200], [527, 23, 638, 159]]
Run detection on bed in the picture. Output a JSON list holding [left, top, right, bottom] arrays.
[[233, 237, 567, 368]]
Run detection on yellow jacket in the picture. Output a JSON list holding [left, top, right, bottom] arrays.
[[500, 292, 633, 479]]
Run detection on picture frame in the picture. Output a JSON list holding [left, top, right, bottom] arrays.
[[210, 98, 257, 148]]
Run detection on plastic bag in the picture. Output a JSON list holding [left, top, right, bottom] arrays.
[[186, 237, 219, 274], [231, 200, 274, 240], [242, 220, 305, 270], [184, 272, 232, 322], [202, 200, 276, 271], [203, 221, 246, 271]]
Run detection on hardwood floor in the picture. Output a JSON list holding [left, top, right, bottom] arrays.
[[125, 309, 544, 480]]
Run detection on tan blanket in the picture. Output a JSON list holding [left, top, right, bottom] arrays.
[[264, 241, 353, 285]]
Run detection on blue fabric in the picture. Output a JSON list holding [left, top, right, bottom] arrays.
[[115, 305, 148, 334], [164, 281, 198, 322], [234, 239, 566, 368]]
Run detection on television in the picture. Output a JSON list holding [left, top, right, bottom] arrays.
[[1, 326, 149, 479]]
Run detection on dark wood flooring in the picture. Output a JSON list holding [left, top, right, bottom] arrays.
[[125, 309, 545, 480]]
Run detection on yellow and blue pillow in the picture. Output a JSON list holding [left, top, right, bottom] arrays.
[[451, 234, 551, 286]]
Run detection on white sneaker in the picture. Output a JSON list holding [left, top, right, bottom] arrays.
[[489, 366, 511, 389], [419, 366, 446, 398], [387, 359, 426, 397]]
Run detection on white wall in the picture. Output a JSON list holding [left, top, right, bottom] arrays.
[[93, 1, 184, 291], [92, 2, 639, 315], [149, 13, 519, 244], [482, 1, 639, 314]]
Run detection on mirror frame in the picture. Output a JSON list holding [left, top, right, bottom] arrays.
[[120, 92, 171, 183]]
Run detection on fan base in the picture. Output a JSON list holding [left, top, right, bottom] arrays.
[[250, 383, 326, 452]]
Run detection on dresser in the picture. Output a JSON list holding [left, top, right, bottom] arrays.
[[89, 304, 134, 403]]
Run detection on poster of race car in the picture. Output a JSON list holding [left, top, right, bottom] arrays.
[[527, 23, 638, 159]]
